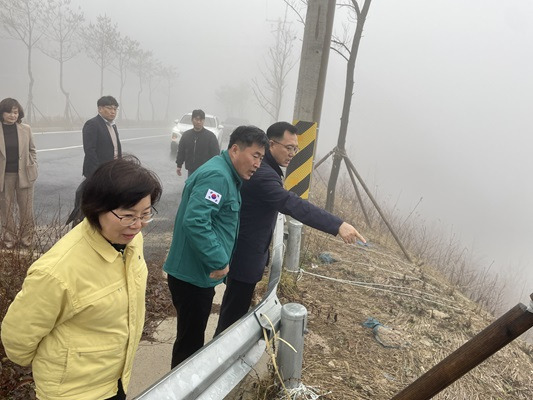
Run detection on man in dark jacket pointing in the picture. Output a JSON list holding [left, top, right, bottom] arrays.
[[214, 121, 366, 336]]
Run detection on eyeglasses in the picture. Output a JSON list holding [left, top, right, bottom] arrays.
[[110, 207, 157, 226], [103, 106, 119, 111], [271, 140, 299, 154]]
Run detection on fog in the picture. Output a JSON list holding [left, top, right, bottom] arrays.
[[1, 0, 531, 307]]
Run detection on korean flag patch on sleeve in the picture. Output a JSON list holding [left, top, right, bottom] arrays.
[[205, 189, 222, 205]]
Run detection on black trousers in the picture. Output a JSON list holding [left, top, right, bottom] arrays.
[[167, 275, 215, 369], [214, 277, 257, 336], [104, 379, 125, 400]]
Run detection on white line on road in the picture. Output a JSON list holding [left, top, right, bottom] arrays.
[[33, 128, 167, 135], [36, 134, 168, 153]]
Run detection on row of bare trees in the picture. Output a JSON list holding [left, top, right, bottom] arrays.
[[251, 7, 298, 123], [0, 0, 177, 124], [213, 10, 297, 124]]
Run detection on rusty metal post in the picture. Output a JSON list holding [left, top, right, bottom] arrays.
[[392, 293, 533, 400]]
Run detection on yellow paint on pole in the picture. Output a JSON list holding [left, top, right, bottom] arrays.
[[284, 120, 317, 199]]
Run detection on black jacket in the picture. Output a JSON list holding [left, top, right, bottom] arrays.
[[229, 151, 343, 283], [175, 128, 220, 173], [82, 115, 121, 178]]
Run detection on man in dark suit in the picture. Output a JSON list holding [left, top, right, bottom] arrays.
[[82, 96, 122, 178], [214, 121, 366, 336], [67, 96, 122, 226]]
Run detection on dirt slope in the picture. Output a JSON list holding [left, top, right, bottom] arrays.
[[263, 229, 533, 399]]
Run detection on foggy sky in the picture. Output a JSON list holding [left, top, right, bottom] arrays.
[[1, 0, 531, 305]]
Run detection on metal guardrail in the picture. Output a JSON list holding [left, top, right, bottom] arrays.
[[135, 214, 286, 399]]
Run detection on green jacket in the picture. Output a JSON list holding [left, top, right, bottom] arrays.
[[164, 150, 242, 287], [1, 219, 147, 400]]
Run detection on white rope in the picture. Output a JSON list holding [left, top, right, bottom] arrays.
[[314, 232, 439, 291], [321, 231, 413, 266], [297, 269, 449, 303], [277, 384, 332, 400], [297, 268, 463, 311]]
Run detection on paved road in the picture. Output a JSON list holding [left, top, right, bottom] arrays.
[[33, 127, 184, 258]]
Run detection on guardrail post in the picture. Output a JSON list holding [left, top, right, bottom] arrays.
[[285, 220, 303, 272], [277, 303, 308, 389]]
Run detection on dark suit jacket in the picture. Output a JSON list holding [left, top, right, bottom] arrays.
[[82, 115, 121, 177], [228, 151, 343, 284]]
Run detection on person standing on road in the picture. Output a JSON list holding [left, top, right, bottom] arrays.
[[164, 126, 269, 368], [67, 96, 122, 226], [214, 121, 366, 336], [82, 95, 122, 178], [2, 156, 163, 400], [0, 97, 38, 249], [175, 109, 220, 177]]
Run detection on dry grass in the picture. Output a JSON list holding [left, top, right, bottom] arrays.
[[2, 170, 532, 399], [230, 170, 533, 399], [271, 228, 533, 399]]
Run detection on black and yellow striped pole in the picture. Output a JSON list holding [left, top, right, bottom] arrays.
[[283, 0, 335, 271], [284, 120, 317, 198]]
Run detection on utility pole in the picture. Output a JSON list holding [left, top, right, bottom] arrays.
[[286, 1, 411, 263], [292, 0, 335, 126], [284, 0, 335, 270], [285, 0, 335, 196]]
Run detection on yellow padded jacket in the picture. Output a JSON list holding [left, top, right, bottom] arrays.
[[1, 219, 147, 399]]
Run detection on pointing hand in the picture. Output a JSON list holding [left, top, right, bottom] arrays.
[[338, 222, 366, 245]]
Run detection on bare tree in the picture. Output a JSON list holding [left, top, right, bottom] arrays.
[[113, 35, 139, 121], [215, 83, 251, 117], [160, 65, 178, 121], [252, 10, 297, 123], [283, 0, 307, 25], [130, 48, 153, 121], [325, 0, 372, 212], [146, 59, 162, 122], [84, 14, 118, 97], [0, 0, 46, 122], [40, 0, 84, 124]]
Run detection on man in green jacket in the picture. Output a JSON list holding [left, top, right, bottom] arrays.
[[164, 125, 269, 368]]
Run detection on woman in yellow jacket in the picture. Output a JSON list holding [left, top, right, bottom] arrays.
[[1, 156, 162, 400]]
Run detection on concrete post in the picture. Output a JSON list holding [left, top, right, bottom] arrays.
[[285, 220, 303, 272], [277, 303, 308, 389], [293, 0, 335, 124]]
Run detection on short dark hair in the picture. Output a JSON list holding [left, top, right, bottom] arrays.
[[228, 125, 269, 150], [81, 156, 162, 230], [191, 109, 205, 120], [0, 98, 24, 123], [266, 121, 297, 140], [97, 96, 119, 108]]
